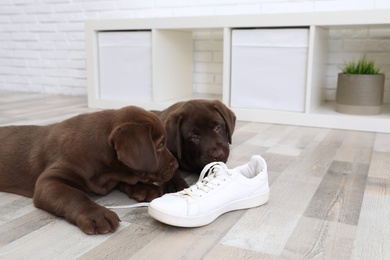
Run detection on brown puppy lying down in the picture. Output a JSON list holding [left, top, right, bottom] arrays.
[[0, 106, 178, 234], [153, 99, 236, 191]]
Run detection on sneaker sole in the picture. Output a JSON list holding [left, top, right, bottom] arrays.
[[148, 190, 269, 228]]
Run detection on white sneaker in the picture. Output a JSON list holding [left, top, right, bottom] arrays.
[[148, 155, 269, 227]]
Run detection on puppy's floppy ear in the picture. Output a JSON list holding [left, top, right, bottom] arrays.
[[109, 123, 158, 173], [164, 113, 182, 160], [212, 100, 236, 144]]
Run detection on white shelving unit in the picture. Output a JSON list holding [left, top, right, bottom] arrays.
[[86, 10, 390, 133]]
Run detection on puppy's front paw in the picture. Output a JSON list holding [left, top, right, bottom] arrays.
[[119, 182, 163, 202], [162, 174, 189, 193], [75, 206, 121, 235]]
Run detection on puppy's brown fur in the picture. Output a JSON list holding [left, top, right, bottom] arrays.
[[0, 106, 178, 234], [153, 99, 236, 190]]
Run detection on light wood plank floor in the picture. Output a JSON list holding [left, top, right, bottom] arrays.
[[0, 91, 389, 259]]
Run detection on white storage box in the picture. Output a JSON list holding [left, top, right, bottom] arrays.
[[231, 28, 309, 112], [98, 31, 152, 102]]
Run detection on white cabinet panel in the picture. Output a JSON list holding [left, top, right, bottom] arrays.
[[98, 31, 152, 102], [231, 28, 309, 112]]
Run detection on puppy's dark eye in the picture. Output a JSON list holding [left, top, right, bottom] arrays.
[[156, 142, 164, 152], [214, 125, 222, 133]]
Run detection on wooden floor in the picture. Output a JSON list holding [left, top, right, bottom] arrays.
[[0, 91, 389, 259]]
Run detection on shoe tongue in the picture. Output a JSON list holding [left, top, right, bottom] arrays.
[[203, 167, 215, 178], [204, 164, 229, 179], [205, 164, 223, 177]]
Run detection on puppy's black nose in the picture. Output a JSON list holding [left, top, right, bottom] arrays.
[[213, 150, 225, 161], [170, 159, 179, 170]]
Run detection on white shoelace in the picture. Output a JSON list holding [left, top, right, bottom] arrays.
[[178, 162, 231, 198], [106, 202, 149, 209]]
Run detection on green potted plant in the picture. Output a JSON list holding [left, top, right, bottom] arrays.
[[336, 57, 385, 115]]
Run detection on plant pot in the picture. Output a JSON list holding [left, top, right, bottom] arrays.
[[335, 73, 385, 115]]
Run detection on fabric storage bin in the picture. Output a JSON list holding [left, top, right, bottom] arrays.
[[98, 31, 152, 102], [230, 28, 309, 112]]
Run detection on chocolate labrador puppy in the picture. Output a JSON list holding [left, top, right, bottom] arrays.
[[0, 106, 178, 235], [153, 99, 236, 190]]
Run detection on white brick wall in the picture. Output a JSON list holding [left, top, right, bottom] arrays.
[[0, 0, 389, 102], [193, 29, 224, 94]]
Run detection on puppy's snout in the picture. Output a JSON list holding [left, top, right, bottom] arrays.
[[170, 159, 179, 170], [161, 159, 178, 181], [213, 150, 225, 161]]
